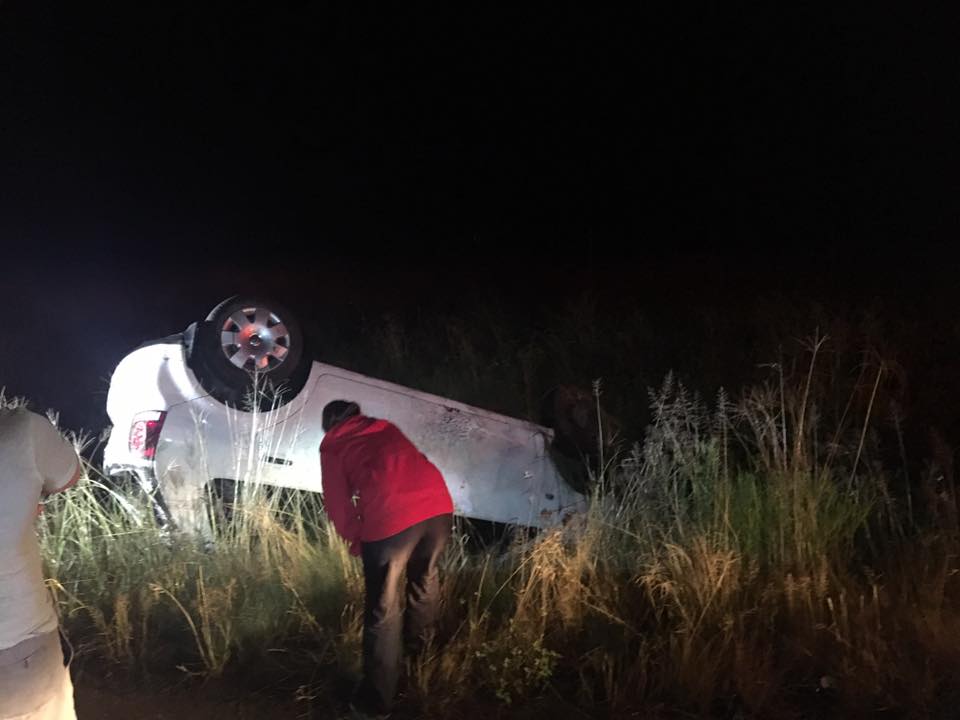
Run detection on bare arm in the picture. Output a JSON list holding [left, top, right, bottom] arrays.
[[34, 412, 83, 502]]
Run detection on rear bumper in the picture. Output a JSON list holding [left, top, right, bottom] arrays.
[[102, 461, 158, 495]]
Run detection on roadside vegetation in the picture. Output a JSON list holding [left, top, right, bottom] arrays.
[[17, 297, 960, 719]]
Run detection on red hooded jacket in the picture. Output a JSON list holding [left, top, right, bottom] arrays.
[[320, 414, 454, 552]]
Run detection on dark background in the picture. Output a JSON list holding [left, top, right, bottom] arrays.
[[1, 2, 958, 439]]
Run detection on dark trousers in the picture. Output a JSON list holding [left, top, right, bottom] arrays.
[[357, 513, 453, 713]]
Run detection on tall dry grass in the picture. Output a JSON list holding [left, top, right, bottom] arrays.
[[23, 330, 960, 718]]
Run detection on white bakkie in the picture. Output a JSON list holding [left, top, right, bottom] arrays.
[[103, 297, 587, 535]]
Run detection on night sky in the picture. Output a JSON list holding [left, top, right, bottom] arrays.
[[2, 3, 958, 433]]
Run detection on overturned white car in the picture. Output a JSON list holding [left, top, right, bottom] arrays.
[[103, 296, 589, 535]]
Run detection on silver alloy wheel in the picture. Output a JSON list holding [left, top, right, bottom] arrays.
[[219, 306, 291, 371]]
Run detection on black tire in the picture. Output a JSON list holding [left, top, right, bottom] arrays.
[[186, 296, 311, 410]]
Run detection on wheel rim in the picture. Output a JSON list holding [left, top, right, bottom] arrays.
[[219, 306, 291, 371]]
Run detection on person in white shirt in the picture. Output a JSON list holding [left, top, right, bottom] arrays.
[[0, 407, 82, 720]]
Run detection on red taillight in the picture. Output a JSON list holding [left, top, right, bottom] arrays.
[[129, 411, 167, 460]]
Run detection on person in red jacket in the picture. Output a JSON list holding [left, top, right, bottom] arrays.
[[319, 400, 454, 717]]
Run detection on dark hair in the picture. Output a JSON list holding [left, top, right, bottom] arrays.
[[322, 400, 361, 432]]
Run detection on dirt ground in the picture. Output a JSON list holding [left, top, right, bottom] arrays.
[[74, 682, 311, 720], [72, 667, 339, 720], [66, 652, 652, 720], [71, 671, 592, 720]]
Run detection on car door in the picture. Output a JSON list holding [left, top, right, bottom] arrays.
[[285, 363, 581, 528]]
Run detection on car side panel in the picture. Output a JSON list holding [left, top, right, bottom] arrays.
[[116, 350, 587, 530], [290, 364, 586, 527]]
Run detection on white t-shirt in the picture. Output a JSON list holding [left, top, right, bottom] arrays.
[[0, 408, 80, 650]]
